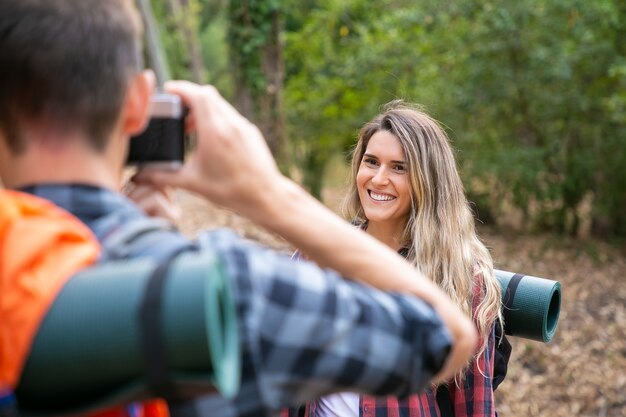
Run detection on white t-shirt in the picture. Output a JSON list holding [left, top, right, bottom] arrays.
[[316, 392, 360, 417]]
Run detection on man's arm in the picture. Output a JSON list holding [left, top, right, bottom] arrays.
[[133, 81, 477, 383], [197, 231, 455, 411]]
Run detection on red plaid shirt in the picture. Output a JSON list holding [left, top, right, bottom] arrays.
[[358, 323, 496, 417], [283, 270, 497, 417]]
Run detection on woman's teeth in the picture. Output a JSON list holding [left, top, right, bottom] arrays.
[[369, 190, 395, 201]]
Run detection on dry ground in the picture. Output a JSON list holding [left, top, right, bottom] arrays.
[[483, 228, 625, 417], [174, 190, 626, 417]]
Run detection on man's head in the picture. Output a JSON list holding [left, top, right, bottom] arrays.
[[0, 0, 147, 155]]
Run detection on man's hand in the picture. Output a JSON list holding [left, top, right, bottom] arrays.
[[123, 181, 181, 224], [133, 81, 282, 216]]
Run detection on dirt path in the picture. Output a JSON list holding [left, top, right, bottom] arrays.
[[175, 190, 626, 417], [483, 229, 625, 417]]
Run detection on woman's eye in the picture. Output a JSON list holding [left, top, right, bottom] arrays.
[[393, 164, 407, 173], [363, 157, 379, 167]]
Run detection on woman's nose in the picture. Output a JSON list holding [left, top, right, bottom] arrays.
[[371, 167, 389, 185]]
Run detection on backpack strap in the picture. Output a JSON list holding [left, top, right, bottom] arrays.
[[94, 214, 200, 416], [435, 385, 454, 417], [139, 245, 195, 405], [501, 274, 524, 337], [98, 217, 177, 261], [0, 389, 19, 417], [492, 320, 512, 390]]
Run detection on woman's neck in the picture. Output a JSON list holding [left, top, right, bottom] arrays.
[[365, 220, 406, 251]]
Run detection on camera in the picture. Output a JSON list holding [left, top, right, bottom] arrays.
[[127, 92, 186, 167]]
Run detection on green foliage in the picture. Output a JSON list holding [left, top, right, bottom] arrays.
[[438, 0, 626, 237], [227, 0, 281, 98], [149, 0, 626, 237], [284, 0, 626, 237], [199, 11, 233, 97], [149, 0, 192, 80], [283, 0, 417, 196], [150, 0, 231, 93]]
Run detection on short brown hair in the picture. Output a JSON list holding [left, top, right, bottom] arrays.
[[0, 0, 143, 153]]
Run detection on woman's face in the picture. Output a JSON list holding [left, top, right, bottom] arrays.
[[356, 130, 412, 229]]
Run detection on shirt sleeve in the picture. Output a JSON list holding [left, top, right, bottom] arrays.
[[196, 229, 452, 414]]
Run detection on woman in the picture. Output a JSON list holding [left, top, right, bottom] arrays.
[[292, 100, 502, 417]]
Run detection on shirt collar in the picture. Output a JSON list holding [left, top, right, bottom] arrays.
[[18, 183, 142, 228]]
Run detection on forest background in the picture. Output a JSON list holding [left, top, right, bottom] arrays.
[[147, 1, 625, 416]]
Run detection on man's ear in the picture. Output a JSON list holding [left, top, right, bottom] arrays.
[[122, 70, 156, 135]]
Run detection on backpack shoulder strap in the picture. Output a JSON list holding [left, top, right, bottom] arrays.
[[92, 213, 201, 415], [100, 217, 176, 260], [0, 389, 19, 417], [91, 211, 194, 262], [492, 319, 512, 391], [435, 384, 454, 417]]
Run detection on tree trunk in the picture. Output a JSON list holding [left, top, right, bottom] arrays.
[[166, 0, 206, 83], [256, 10, 285, 157], [228, 1, 286, 159]]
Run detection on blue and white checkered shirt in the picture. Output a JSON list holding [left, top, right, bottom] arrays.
[[22, 184, 452, 417]]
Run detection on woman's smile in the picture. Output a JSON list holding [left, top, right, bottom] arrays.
[[367, 189, 396, 202], [356, 130, 412, 227]]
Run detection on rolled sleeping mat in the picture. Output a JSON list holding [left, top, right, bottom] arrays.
[[495, 270, 561, 343], [15, 252, 240, 416]]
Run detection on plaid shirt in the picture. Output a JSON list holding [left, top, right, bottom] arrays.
[[22, 184, 453, 417], [357, 324, 495, 417], [285, 269, 496, 417]]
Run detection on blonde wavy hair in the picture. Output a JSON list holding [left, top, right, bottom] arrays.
[[343, 100, 502, 378]]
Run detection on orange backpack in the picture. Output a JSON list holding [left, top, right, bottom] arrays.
[[0, 190, 168, 417], [0, 190, 100, 390]]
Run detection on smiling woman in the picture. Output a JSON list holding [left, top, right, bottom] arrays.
[[287, 100, 505, 417], [356, 130, 412, 250]]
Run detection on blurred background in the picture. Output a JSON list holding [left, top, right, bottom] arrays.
[[146, 0, 625, 415]]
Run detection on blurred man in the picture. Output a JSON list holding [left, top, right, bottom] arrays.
[[0, 1, 476, 416]]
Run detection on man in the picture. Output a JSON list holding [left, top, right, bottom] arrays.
[[0, 1, 476, 416]]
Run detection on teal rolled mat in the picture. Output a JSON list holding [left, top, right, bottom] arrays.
[[495, 270, 561, 343], [15, 252, 240, 416]]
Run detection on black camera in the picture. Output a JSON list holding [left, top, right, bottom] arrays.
[[127, 93, 186, 167]]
